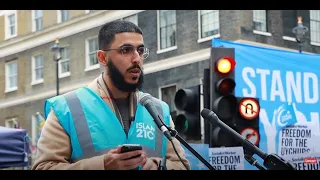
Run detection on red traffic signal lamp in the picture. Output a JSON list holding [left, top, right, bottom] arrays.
[[215, 78, 236, 96], [173, 85, 201, 141], [215, 56, 236, 96], [215, 56, 236, 75]]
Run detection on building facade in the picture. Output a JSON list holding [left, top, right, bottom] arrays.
[[0, 10, 319, 148]]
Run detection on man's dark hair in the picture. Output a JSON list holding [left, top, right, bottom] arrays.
[[98, 19, 143, 50]]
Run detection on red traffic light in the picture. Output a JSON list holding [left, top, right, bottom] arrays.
[[216, 78, 236, 95], [216, 56, 236, 74]]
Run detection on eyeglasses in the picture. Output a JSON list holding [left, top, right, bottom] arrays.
[[102, 45, 150, 59]]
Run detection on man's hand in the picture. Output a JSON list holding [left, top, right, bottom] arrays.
[[142, 158, 158, 170], [103, 146, 147, 170]]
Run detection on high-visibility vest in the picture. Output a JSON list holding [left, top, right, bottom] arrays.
[[44, 87, 170, 165]]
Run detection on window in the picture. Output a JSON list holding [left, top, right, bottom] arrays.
[[5, 118, 20, 129], [32, 10, 43, 32], [159, 85, 177, 119], [5, 60, 18, 92], [31, 113, 45, 146], [8, 14, 16, 35], [59, 46, 70, 78], [5, 11, 17, 39], [57, 10, 69, 23], [85, 37, 99, 71], [123, 14, 138, 25], [253, 10, 267, 32], [32, 54, 44, 85], [282, 10, 298, 38], [199, 10, 220, 39], [310, 10, 320, 45], [158, 10, 177, 50]]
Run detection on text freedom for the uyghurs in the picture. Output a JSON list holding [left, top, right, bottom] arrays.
[[280, 126, 312, 156]]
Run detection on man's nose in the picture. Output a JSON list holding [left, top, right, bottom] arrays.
[[131, 50, 142, 64]]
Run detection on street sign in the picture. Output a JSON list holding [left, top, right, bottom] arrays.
[[240, 127, 259, 146], [239, 98, 260, 120]]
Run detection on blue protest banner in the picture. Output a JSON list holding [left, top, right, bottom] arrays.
[[181, 143, 210, 170], [212, 39, 320, 170]]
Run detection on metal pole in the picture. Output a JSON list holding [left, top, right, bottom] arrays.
[[51, 38, 61, 96], [56, 60, 59, 96], [203, 68, 211, 145]]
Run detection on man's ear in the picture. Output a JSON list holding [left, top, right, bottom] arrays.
[[97, 50, 108, 66]]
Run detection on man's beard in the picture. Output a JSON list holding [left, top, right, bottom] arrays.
[[107, 60, 144, 92]]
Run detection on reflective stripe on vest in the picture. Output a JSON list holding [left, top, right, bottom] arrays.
[[62, 89, 167, 162]]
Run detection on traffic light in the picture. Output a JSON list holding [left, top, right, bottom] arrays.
[[173, 85, 201, 141], [203, 47, 261, 149], [209, 47, 239, 147]]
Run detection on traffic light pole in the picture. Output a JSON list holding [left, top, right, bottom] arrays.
[[203, 68, 212, 146], [167, 126, 216, 170]]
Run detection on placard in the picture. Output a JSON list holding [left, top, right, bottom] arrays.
[[209, 146, 245, 170], [283, 152, 320, 170], [278, 123, 318, 156]]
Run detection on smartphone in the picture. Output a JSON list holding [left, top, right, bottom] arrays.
[[120, 144, 143, 160]]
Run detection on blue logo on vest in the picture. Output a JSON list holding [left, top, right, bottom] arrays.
[[135, 122, 156, 140], [128, 104, 157, 150]]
